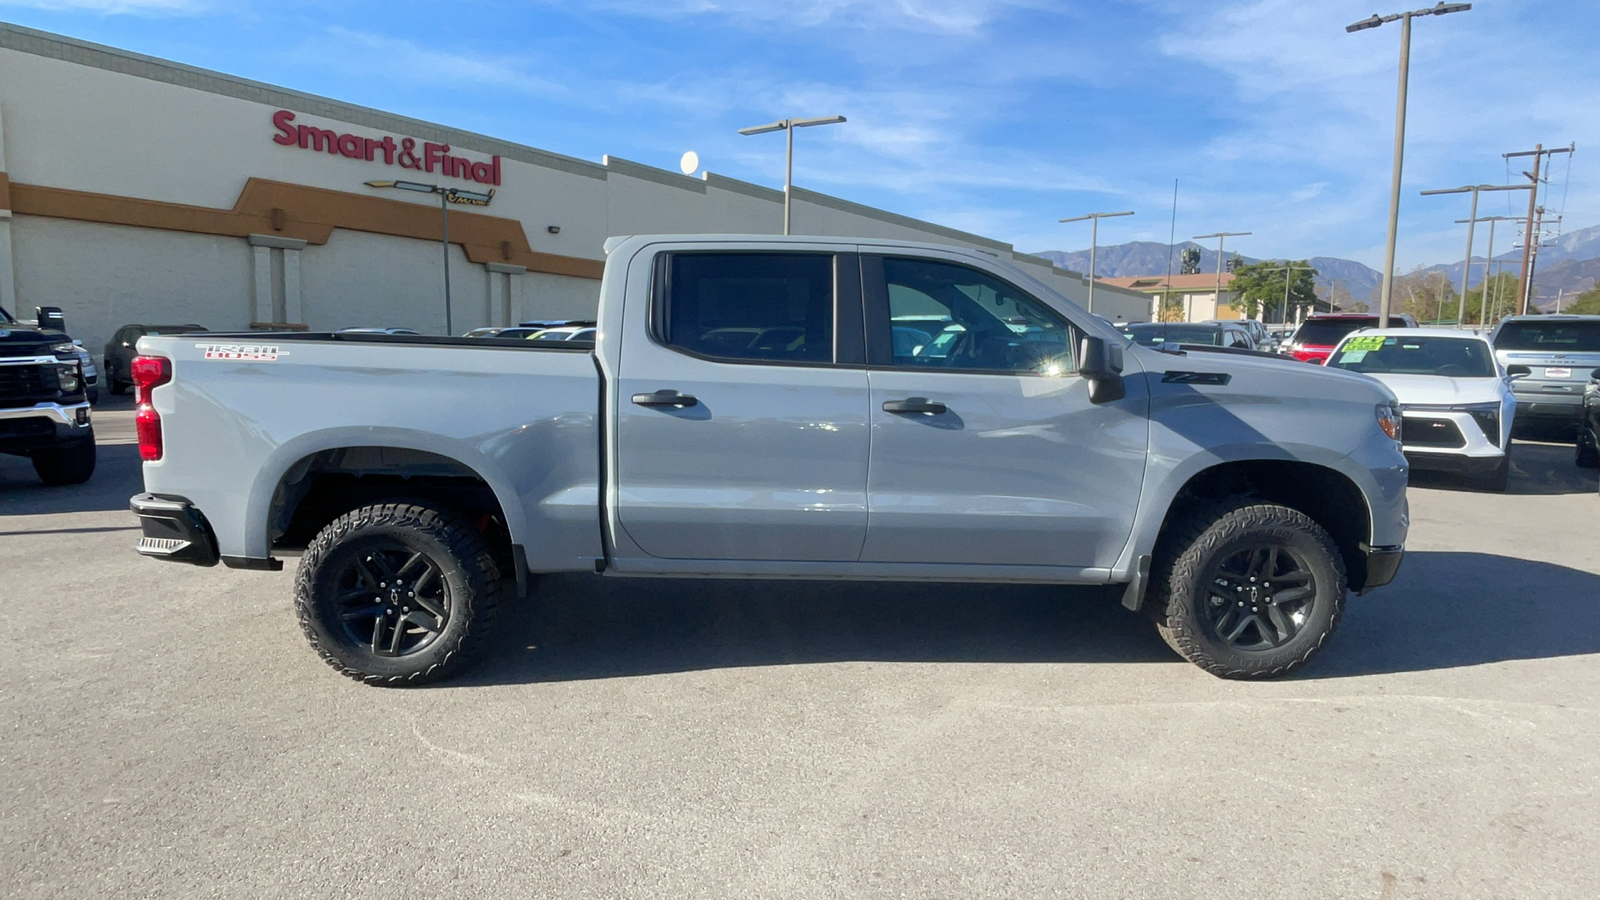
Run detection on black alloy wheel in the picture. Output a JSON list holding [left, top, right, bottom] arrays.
[[1200, 544, 1317, 652], [333, 543, 452, 658], [1148, 501, 1346, 679], [295, 503, 500, 686]]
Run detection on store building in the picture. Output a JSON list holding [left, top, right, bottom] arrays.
[[1100, 273, 1241, 323], [0, 23, 1150, 356]]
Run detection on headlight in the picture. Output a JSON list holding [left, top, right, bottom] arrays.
[[56, 365, 81, 393], [1453, 402, 1502, 446], [1376, 403, 1401, 442], [51, 342, 77, 358]]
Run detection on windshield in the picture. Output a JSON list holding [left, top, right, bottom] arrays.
[[1494, 320, 1600, 353], [1328, 334, 1497, 377], [0, 306, 13, 324], [1291, 317, 1408, 346], [1123, 324, 1223, 347]]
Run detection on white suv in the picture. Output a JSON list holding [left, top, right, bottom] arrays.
[[1326, 328, 1517, 491]]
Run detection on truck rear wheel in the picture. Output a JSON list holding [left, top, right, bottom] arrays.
[[295, 503, 500, 686], [1148, 501, 1346, 679], [31, 436, 96, 486]]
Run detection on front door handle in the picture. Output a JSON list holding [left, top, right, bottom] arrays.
[[632, 389, 699, 408], [882, 397, 947, 415]]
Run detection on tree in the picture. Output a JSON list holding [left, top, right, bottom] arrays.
[[1229, 260, 1318, 322], [1389, 267, 1458, 324], [1462, 272, 1523, 326], [1567, 284, 1600, 316], [1158, 293, 1186, 322]]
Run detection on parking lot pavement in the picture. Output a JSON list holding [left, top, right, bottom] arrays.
[[3, 404, 1597, 900]]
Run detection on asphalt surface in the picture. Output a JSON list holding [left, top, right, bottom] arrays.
[[3, 399, 1598, 899]]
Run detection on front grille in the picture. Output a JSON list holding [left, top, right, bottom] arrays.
[[0, 364, 58, 409], [0, 417, 54, 439], [1402, 416, 1467, 448]]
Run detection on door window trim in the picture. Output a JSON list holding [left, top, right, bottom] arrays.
[[648, 250, 867, 369], [861, 253, 1082, 377]]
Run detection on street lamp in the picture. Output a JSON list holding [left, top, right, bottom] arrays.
[[738, 115, 847, 235], [1420, 183, 1531, 328], [1193, 231, 1251, 323], [1058, 210, 1134, 315], [366, 179, 494, 335], [1272, 264, 1314, 324], [1453, 215, 1519, 329], [1347, 2, 1473, 326]]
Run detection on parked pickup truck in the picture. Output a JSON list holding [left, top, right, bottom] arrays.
[[1, 304, 96, 485], [130, 235, 1409, 684]]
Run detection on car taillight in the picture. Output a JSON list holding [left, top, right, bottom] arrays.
[[132, 356, 172, 461]]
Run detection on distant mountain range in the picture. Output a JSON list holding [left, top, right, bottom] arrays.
[[1032, 222, 1600, 311]]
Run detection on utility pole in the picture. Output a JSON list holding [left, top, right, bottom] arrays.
[[1193, 231, 1250, 322], [1454, 215, 1517, 329], [1346, 2, 1473, 327], [1503, 142, 1574, 314], [1058, 210, 1135, 315], [1420, 184, 1530, 327]]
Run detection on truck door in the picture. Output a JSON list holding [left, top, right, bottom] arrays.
[[613, 248, 871, 561], [858, 254, 1148, 569]]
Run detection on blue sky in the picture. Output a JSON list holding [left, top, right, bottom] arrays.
[[2, 0, 1595, 271]]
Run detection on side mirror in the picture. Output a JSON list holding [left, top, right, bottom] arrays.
[[1079, 335, 1126, 404], [1505, 364, 1531, 379], [35, 306, 65, 332]]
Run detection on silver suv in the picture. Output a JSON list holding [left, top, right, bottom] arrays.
[[1489, 315, 1600, 440]]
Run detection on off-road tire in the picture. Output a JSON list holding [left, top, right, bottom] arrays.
[[295, 503, 500, 686], [1148, 501, 1346, 679], [30, 436, 96, 486], [1576, 429, 1599, 469]]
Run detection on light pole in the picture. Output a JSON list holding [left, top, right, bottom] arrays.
[[1058, 210, 1134, 315], [738, 115, 847, 235], [1453, 215, 1518, 329], [1347, 2, 1473, 326], [1273, 264, 1314, 324], [1420, 183, 1530, 327], [1193, 232, 1251, 322], [366, 179, 494, 334]]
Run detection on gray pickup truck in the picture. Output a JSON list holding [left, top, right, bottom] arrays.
[[130, 235, 1409, 684]]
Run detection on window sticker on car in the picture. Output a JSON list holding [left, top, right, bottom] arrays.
[[198, 344, 286, 361], [1343, 335, 1387, 352], [1340, 349, 1370, 363]]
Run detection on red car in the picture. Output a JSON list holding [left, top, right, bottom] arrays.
[[1283, 313, 1417, 364]]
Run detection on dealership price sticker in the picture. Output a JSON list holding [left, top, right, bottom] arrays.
[[1342, 335, 1388, 352]]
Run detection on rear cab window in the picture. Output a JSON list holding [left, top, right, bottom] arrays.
[[656, 252, 841, 365], [1494, 320, 1600, 353]]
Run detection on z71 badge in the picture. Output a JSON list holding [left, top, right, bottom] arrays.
[[198, 344, 286, 361]]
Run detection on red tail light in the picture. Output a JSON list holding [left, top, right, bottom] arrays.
[[132, 356, 172, 461]]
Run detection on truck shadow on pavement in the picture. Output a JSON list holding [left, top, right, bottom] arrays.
[[453, 550, 1600, 686], [1408, 441, 1598, 495], [0, 441, 143, 516]]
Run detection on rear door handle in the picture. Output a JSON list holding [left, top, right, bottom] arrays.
[[882, 397, 947, 415], [632, 389, 699, 408]]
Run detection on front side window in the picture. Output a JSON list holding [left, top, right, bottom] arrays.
[[879, 257, 1075, 375], [660, 253, 834, 364]]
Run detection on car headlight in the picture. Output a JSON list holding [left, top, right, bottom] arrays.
[[51, 342, 77, 358], [56, 364, 81, 393], [1376, 403, 1401, 442]]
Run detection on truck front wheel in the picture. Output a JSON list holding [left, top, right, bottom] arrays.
[[295, 503, 501, 686], [31, 436, 96, 486], [1148, 502, 1346, 679]]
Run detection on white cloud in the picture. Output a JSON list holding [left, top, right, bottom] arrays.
[[569, 0, 1045, 35], [298, 28, 572, 100]]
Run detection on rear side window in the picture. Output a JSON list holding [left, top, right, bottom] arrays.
[[660, 253, 834, 363], [1494, 320, 1600, 352]]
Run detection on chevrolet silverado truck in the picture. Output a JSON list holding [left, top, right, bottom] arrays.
[[129, 235, 1409, 684], [1, 304, 96, 485]]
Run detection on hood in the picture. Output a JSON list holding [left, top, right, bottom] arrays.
[[1364, 372, 1504, 406], [0, 322, 72, 358], [1127, 342, 1399, 405]]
